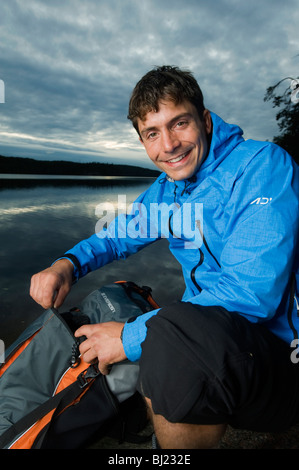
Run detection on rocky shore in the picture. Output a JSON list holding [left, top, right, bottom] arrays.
[[89, 421, 299, 449]]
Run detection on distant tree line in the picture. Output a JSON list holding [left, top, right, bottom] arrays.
[[0, 155, 159, 177]]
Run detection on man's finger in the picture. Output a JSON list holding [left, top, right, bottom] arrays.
[[74, 324, 93, 338], [53, 286, 69, 309], [98, 363, 112, 376]]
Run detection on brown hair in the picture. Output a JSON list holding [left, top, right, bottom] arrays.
[[127, 65, 205, 135]]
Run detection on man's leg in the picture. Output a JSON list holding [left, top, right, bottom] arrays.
[[145, 397, 226, 449], [137, 302, 299, 446]]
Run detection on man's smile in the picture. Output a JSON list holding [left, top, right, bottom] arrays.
[[165, 150, 191, 165]]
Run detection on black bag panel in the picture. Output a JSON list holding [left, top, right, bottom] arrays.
[[104, 392, 151, 445], [37, 374, 119, 449]]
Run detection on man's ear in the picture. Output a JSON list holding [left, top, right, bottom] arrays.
[[203, 109, 212, 135], [139, 136, 144, 146]]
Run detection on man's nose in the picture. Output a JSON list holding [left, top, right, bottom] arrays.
[[161, 130, 180, 153]]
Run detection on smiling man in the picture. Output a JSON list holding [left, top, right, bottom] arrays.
[[30, 66, 299, 449], [138, 101, 212, 181]]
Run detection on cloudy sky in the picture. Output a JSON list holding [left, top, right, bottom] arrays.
[[0, 0, 298, 170]]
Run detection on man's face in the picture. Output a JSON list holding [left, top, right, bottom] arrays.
[[138, 100, 212, 181]]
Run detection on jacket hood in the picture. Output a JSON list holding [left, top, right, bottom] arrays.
[[202, 112, 244, 170]]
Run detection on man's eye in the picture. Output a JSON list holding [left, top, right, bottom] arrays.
[[147, 132, 157, 140], [176, 121, 188, 128]]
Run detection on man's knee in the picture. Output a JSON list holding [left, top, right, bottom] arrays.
[[144, 396, 226, 449]]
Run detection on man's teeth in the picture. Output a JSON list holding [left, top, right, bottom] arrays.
[[168, 152, 188, 163]]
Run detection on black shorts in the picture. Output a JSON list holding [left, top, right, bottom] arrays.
[[137, 302, 299, 432]]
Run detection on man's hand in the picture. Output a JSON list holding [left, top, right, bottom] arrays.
[[75, 322, 126, 375], [30, 259, 74, 309]]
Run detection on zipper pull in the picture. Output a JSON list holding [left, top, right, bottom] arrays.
[[71, 340, 81, 368], [174, 184, 177, 202], [70, 335, 86, 368]]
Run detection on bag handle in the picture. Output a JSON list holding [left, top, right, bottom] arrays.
[[116, 281, 160, 310]]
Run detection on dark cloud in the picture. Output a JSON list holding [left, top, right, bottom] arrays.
[[0, 0, 298, 168]]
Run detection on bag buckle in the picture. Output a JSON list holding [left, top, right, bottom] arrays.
[[77, 363, 100, 388]]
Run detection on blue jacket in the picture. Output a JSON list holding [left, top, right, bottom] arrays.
[[64, 112, 299, 362]]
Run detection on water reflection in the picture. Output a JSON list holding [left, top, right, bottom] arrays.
[[0, 176, 184, 346]]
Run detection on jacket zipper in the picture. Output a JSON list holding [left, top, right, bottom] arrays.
[[168, 191, 221, 294], [190, 220, 221, 293], [191, 249, 204, 292], [196, 220, 221, 268], [287, 274, 298, 340]]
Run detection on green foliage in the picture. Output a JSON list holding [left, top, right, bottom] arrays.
[[264, 77, 299, 164]]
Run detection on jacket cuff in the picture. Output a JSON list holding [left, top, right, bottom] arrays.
[[121, 309, 160, 362], [52, 254, 81, 283]]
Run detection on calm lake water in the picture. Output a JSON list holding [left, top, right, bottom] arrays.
[[0, 175, 184, 346]]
